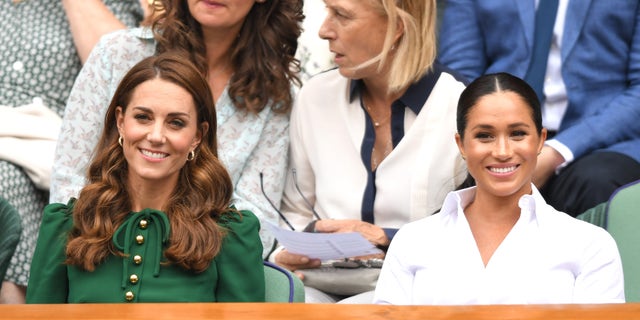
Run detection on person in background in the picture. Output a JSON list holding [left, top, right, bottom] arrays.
[[374, 72, 624, 305], [437, 0, 640, 217], [27, 52, 264, 303], [296, 0, 335, 82], [50, 0, 304, 260], [0, 0, 143, 304], [271, 0, 468, 303]]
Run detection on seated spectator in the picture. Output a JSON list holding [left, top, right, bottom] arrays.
[[374, 73, 624, 305], [26, 53, 264, 303], [437, 0, 640, 217], [0, 0, 143, 304], [271, 0, 468, 303], [50, 0, 304, 261]]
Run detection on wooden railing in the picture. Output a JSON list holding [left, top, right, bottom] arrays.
[[1, 302, 639, 320]]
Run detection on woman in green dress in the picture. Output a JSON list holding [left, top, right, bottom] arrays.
[[26, 52, 265, 303]]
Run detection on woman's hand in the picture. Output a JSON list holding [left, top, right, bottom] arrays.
[[275, 250, 321, 280], [314, 219, 390, 248]]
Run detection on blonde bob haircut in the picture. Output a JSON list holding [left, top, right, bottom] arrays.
[[365, 0, 437, 94]]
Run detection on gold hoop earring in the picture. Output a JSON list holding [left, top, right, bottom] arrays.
[[118, 136, 123, 147], [187, 150, 195, 161]]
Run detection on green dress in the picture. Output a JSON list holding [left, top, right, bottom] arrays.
[[26, 200, 265, 303]]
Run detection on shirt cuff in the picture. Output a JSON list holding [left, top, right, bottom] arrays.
[[545, 139, 574, 173]]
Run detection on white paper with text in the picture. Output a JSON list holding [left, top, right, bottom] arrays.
[[265, 221, 383, 260]]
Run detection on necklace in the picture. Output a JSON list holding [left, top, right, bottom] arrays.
[[364, 100, 393, 170], [363, 100, 391, 127]]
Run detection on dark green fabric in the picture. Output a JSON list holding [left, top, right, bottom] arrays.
[[26, 200, 264, 303], [0, 197, 21, 282]]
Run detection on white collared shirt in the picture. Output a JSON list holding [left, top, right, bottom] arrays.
[[542, 0, 575, 167], [541, 0, 569, 132], [374, 185, 624, 305], [281, 68, 468, 231]]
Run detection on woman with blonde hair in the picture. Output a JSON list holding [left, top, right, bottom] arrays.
[[272, 0, 468, 303]]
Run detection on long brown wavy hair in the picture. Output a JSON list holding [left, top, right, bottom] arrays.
[[65, 52, 234, 273], [151, 0, 304, 114]]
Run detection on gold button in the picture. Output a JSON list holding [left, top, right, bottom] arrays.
[[125, 291, 134, 301], [129, 274, 139, 284], [133, 255, 142, 265], [139, 219, 148, 229], [136, 235, 144, 244]]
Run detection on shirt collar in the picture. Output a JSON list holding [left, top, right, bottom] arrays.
[[441, 184, 544, 223], [348, 63, 447, 115], [131, 26, 154, 40]]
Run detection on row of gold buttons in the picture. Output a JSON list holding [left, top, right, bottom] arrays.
[[124, 219, 149, 301]]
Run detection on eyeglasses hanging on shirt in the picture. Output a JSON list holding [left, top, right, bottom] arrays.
[[259, 169, 321, 232]]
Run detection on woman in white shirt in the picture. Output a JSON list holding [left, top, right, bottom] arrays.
[[272, 0, 468, 303], [374, 72, 625, 305]]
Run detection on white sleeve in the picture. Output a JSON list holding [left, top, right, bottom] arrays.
[[373, 228, 415, 305], [50, 35, 114, 203], [50, 30, 148, 203], [279, 88, 317, 230], [572, 227, 625, 303]]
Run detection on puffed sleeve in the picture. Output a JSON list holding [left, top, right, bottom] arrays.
[[214, 209, 265, 302], [25, 201, 74, 304]]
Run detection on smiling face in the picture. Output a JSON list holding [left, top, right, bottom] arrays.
[[456, 91, 546, 200], [318, 0, 389, 79], [116, 77, 207, 189]]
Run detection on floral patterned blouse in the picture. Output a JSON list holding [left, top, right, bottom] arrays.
[[50, 28, 289, 258]]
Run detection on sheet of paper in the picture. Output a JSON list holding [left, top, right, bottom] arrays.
[[264, 221, 383, 261]]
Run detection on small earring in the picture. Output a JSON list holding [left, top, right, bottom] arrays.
[[187, 150, 195, 161], [461, 155, 466, 160], [118, 136, 123, 147]]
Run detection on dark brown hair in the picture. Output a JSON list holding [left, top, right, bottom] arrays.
[[66, 52, 234, 273], [457, 72, 543, 140], [151, 0, 304, 114]]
